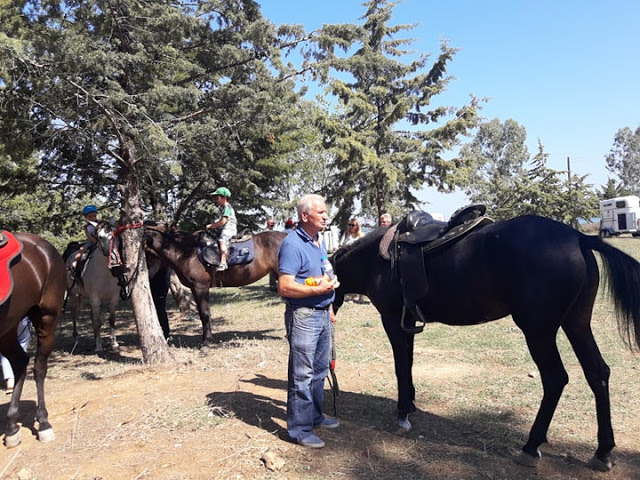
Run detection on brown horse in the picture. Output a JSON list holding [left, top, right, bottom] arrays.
[[0, 233, 66, 448], [144, 225, 286, 346]]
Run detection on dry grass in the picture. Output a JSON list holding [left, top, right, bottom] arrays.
[[2, 237, 640, 479]]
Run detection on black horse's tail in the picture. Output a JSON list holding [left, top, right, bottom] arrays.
[[583, 234, 640, 350]]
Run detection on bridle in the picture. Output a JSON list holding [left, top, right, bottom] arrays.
[[95, 222, 114, 257]]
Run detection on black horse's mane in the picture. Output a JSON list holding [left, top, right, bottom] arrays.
[[332, 226, 386, 264]]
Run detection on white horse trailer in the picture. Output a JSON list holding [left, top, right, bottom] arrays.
[[599, 195, 640, 237]]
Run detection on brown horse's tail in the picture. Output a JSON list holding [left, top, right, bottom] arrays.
[[583, 234, 640, 350]]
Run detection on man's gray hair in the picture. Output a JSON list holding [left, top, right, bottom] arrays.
[[297, 194, 325, 217]]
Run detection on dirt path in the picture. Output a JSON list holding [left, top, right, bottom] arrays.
[[1, 282, 639, 479]]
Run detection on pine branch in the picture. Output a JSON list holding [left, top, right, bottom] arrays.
[[66, 79, 127, 166]]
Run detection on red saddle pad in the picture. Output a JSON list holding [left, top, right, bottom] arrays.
[[0, 231, 24, 305]]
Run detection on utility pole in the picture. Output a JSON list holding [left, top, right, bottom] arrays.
[[567, 156, 575, 227]]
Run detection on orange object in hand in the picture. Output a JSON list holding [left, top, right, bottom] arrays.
[[305, 276, 325, 286]]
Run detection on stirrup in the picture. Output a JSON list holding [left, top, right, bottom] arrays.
[[400, 305, 427, 334]]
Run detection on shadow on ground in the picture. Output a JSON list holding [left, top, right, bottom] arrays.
[[207, 373, 640, 480]]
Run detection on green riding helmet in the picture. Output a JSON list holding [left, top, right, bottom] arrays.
[[213, 187, 231, 198]]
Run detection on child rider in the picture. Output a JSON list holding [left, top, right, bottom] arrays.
[[205, 187, 237, 271]]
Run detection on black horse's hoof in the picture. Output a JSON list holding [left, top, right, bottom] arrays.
[[395, 414, 411, 434], [515, 449, 541, 468], [588, 454, 613, 472]]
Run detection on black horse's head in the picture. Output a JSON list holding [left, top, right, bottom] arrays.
[[331, 227, 387, 313]]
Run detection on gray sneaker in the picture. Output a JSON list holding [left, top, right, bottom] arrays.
[[298, 434, 325, 448], [314, 417, 340, 429]]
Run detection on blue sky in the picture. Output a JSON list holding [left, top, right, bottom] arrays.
[[259, 0, 640, 217]]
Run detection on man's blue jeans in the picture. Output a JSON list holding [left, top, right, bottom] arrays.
[[285, 304, 331, 442]]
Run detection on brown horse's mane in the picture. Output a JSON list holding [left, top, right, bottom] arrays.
[[143, 222, 202, 252]]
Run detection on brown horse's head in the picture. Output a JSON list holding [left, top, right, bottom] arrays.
[[144, 224, 200, 257]]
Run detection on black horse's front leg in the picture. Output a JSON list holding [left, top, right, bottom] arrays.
[[382, 313, 417, 432], [150, 264, 171, 339], [192, 287, 214, 347]]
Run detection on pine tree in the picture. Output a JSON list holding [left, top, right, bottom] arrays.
[[309, 0, 480, 224], [0, 0, 307, 362]]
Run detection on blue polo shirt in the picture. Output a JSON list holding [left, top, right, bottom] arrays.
[[278, 226, 335, 308]]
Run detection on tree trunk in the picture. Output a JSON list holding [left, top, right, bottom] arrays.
[[169, 269, 196, 313], [119, 158, 174, 364]]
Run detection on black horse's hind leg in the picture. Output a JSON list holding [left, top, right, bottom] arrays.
[[563, 325, 614, 471], [381, 313, 416, 431], [561, 249, 614, 471], [518, 329, 569, 466]]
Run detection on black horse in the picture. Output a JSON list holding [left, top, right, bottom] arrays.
[[331, 214, 640, 472]]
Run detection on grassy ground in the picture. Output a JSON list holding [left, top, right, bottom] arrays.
[[1, 236, 640, 479]]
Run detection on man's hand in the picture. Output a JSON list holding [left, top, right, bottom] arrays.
[[278, 273, 339, 298], [315, 275, 339, 293]]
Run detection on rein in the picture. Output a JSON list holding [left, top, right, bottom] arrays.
[[110, 221, 144, 268], [114, 221, 144, 236]]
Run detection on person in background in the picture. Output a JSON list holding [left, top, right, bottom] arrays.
[[278, 194, 340, 449], [339, 217, 364, 247], [266, 218, 276, 230], [205, 187, 237, 271], [267, 217, 278, 291], [339, 218, 365, 303], [284, 219, 295, 231], [1, 316, 31, 394], [379, 213, 392, 227]]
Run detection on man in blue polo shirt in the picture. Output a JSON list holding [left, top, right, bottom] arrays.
[[278, 193, 340, 448]]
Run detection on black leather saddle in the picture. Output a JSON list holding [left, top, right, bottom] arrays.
[[388, 204, 492, 334]]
